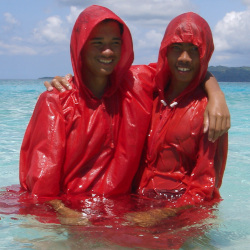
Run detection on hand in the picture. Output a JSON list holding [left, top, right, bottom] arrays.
[[58, 215, 89, 226], [48, 199, 90, 226], [203, 91, 231, 142], [57, 207, 90, 226], [125, 208, 176, 227], [44, 74, 73, 92]]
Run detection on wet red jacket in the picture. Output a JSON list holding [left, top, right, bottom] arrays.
[[135, 12, 228, 206], [20, 5, 154, 198]]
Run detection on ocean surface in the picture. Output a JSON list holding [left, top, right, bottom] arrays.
[[0, 79, 250, 249]]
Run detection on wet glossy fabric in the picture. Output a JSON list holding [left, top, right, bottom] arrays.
[[19, 5, 154, 198], [135, 12, 228, 206]]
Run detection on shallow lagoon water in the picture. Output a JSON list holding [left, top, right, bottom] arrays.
[[0, 79, 250, 249]]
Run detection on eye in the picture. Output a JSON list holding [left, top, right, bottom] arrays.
[[191, 46, 198, 51], [92, 41, 103, 46], [189, 45, 199, 55], [89, 38, 104, 47], [112, 40, 122, 46], [171, 44, 181, 51]]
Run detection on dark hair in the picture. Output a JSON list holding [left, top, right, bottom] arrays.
[[102, 19, 124, 35]]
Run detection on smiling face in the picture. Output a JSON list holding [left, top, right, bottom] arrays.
[[167, 43, 200, 87], [81, 20, 122, 80]]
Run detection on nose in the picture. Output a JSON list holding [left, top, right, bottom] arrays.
[[101, 45, 114, 57], [178, 50, 191, 62]]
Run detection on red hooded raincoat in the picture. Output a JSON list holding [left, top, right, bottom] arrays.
[[136, 12, 228, 206], [20, 5, 154, 198]]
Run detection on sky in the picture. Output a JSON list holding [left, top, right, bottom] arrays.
[[0, 0, 250, 79]]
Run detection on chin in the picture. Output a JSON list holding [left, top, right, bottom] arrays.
[[100, 68, 114, 75]]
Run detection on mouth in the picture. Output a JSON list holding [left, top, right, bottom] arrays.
[[177, 66, 191, 72], [98, 58, 113, 64]]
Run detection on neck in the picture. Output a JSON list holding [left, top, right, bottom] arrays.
[[84, 75, 109, 99], [165, 79, 190, 104]]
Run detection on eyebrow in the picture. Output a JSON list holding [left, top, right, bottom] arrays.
[[91, 37, 122, 41], [171, 43, 197, 46]]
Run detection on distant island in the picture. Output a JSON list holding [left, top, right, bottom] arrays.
[[38, 66, 250, 82], [38, 77, 54, 80], [208, 66, 250, 82]]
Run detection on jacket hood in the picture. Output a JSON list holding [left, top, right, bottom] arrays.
[[155, 12, 214, 101], [70, 5, 134, 98]]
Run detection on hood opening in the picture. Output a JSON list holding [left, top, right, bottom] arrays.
[[70, 5, 134, 99], [155, 12, 214, 103]]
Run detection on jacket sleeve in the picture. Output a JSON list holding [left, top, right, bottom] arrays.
[[19, 91, 66, 198], [177, 132, 228, 206]]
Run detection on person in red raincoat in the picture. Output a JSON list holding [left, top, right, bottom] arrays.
[[19, 5, 155, 223], [127, 12, 228, 227]]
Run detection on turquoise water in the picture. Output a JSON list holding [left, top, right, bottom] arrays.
[[0, 79, 250, 249]]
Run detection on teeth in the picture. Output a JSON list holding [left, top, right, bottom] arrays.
[[99, 58, 112, 64], [178, 67, 190, 72]]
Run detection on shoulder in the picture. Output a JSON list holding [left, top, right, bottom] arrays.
[[192, 87, 208, 108], [130, 64, 156, 80], [183, 86, 207, 107], [37, 87, 79, 113], [38, 89, 59, 100], [122, 64, 156, 93]]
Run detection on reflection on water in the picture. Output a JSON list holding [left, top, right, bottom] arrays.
[[0, 185, 227, 250]]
